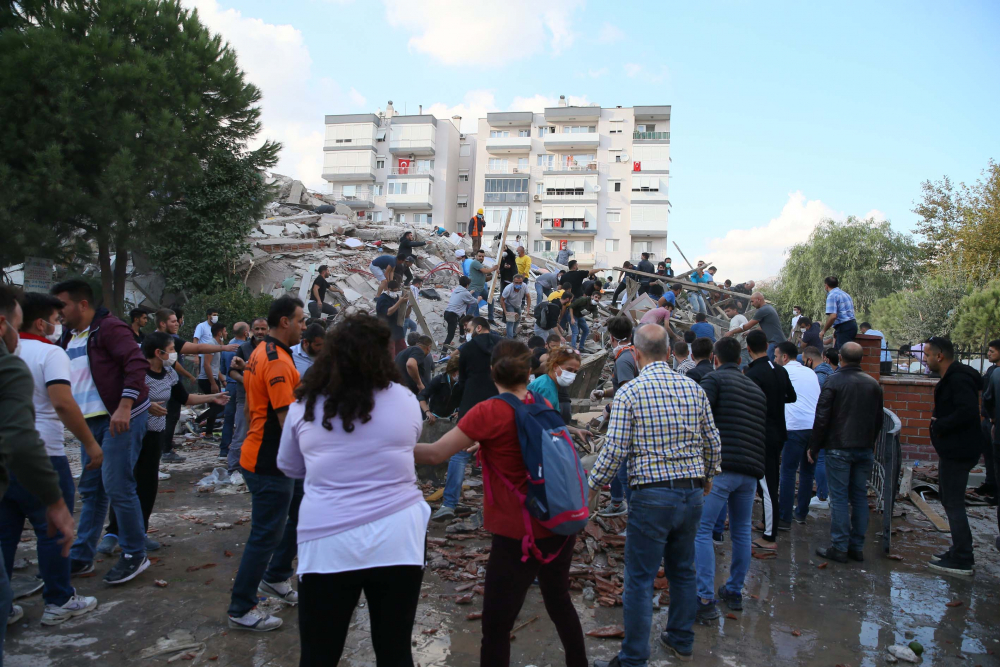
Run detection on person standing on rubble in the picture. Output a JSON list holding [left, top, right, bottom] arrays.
[[431, 317, 500, 522], [307, 265, 342, 321], [415, 339, 588, 667], [499, 274, 530, 339], [515, 246, 532, 281], [443, 277, 481, 348], [469, 208, 486, 254], [724, 292, 786, 360], [467, 249, 500, 324], [227, 296, 306, 632], [818, 276, 858, 350], [636, 253, 656, 296], [534, 269, 564, 306], [568, 289, 600, 352], [375, 280, 409, 356], [396, 232, 426, 286], [587, 324, 722, 665], [277, 314, 428, 665], [395, 335, 433, 396], [368, 250, 397, 298]]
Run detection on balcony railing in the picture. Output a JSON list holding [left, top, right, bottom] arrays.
[[541, 161, 600, 173], [633, 131, 671, 141], [484, 192, 529, 203], [541, 220, 596, 234], [324, 136, 375, 148], [321, 165, 376, 181], [389, 166, 433, 176], [485, 164, 533, 175], [389, 138, 436, 155], [485, 136, 532, 153]]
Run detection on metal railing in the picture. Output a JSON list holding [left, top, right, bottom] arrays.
[[484, 192, 529, 203], [869, 408, 902, 554], [484, 165, 532, 174], [633, 131, 671, 141], [542, 220, 595, 233], [884, 344, 993, 377], [389, 166, 433, 176], [543, 161, 600, 173]]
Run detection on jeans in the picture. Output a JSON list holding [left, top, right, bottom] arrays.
[[405, 318, 417, 334], [814, 450, 829, 500], [619, 486, 703, 664], [535, 283, 550, 305], [227, 402, 246, 473], [570, 316, 589, 350], [0, 456, 76, 607], [688, 293, 707, 314], [695, 472, 756, 601], [609, 457, 632, 505], [767, 342, 778, 362], [107, 429, 164, 535], [467, 288, 494, 321], [824, 448, 874, 552], [778, 429, 815, 523], [197, 379, 224, 437], [71, 412, 149, 563], [713, 505, 728, 534], [534, 324, 555, 340], [833, 319, 858, 350], [220, 385, 237, 452], [938, 456, 977, 566], [442, 450, 470, 510], [228, 472, 303, 617], [504, 304, 522, 339]]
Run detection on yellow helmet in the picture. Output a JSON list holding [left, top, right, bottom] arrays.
[[477, 208, 484, 215]]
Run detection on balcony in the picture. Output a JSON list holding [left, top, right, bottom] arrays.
[[632, 131, 671, 143], [485, 164, 533, 175], [544, 132, 600, 151], [386, 191, 433, 210], [321, 165, 376, 182], [330, 188, 378, 208], [389, 137, 436, 156], [542, 161, 601, 174], [484, 192, 529, 204], [630, 218, 669, 237], [541, 220, 597, 235], [485, 136, 532, 154], [389, 166, 434, 178], [323, 136, 376, 151]]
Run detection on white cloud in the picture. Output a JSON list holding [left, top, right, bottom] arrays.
[[597, 22, 624, 44], [623, 62, 668, 83], [587, 67, 609, 78], [424, 90, 498, 134], [624, 63, 643, 78], [700, 192, 846, 283], [184, 0, 368, 190], [382, 0, 584, 65]]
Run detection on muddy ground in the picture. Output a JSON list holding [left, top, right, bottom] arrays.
[[5, 437, 1000, 667]]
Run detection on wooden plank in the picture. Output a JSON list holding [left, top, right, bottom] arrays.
[[898, 464, 913, 498], [909, 491, 950, 532], [485, 207, 513, 306], [612, 266, 758, 300], [672, 241, 696, 270], [406, 290, 438, 350]]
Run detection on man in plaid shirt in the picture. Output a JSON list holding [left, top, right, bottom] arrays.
[[589, 324, 722, 666]]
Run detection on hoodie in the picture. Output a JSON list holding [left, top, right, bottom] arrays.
[[396, 233, 427, 260], [0, 337, 62, 505], [457, 332, 502, 418]]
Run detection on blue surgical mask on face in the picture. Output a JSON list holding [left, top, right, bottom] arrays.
[[514, 284, 522, 290]]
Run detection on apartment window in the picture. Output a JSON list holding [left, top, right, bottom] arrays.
[[517, 157, 529, 170], [546, 186, 585, 196], [371, 211, 383, 222], [459, 143, 472, 157], [458, 221, 466, 233], [536, 154, 555, 168], [459, 174, 469, 182], [535, 211, 542, 225], [375, 128, 387, 142], [342, 184, 357, 197], [413, 213, 432, 224], [584, 241, 593, 253], [633, 241, 653, 254], [637, 124, 656, 133], [415, 159, 434, 172], [614, 181, 621, 192], [535, 182, 544, 196], [373, 183, 384, 196], [395, 213, 406, 224], [610, 150, 623, 163], [605, 239, 620, 252], [485, 177, 529, 203], [538, 126, 556, 136], [489, 130, 510, 138], [607, 210, 621, 223], [488, 158, 508, 172], [518, 129, 530, 137], [533, 240, 552, 252], [376, 159, 385, 169], [562, 125, 596, 133], [388, 182, 408, 195], [457, 200, 468, 208], [609, 119, 624, 134], [632, 176, 660, 193]]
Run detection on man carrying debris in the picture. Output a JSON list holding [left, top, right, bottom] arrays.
[[724, 292, 786, 360], [499, 274, 530, 339], [468, 208, 486, 253], [467, 250, 499, 324], [443, 277, 481, 348], [307, 265, 342, 321], [368, 251, 397, 298], [375, 280, 409, 356], [396, 232, 426, 286], [534, 269, 564, 306], [588, 324, 721, 665]]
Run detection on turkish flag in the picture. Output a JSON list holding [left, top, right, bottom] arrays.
[[398, 159, 410, 174], [633, 161, 641, 172]]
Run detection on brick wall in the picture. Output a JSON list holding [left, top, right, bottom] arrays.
[[855, 334, 939, 463]]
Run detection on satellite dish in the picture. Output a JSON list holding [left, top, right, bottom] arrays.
[[621, 153, 629, 162], [593, 184, 602, 192]]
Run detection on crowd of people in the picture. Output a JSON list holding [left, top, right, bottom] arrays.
[[0, 243, 996, 667]]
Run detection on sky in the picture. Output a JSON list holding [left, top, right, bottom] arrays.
[[184, 0, 1000, 281]]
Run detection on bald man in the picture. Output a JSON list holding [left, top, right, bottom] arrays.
[[723, 292, 785, 360]]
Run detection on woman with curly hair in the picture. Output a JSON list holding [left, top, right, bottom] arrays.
[[277, 313, 427, 666]]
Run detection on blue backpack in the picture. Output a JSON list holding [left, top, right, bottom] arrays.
[[481, 392, 590, 562]]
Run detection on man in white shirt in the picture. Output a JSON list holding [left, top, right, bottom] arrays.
[[773, 341, 821, 531], [859, 322, 892, 374], [195, 307, 221, 394], [724, 304, 749, 368], [5, 293, 101, 624], [790, 305, 803, 338]]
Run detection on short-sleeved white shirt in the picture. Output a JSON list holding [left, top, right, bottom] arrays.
[[194, 320, 214, 380], [18, 338, 72, 456]]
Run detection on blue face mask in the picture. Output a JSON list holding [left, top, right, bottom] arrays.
[[514, 284, 522, 290]]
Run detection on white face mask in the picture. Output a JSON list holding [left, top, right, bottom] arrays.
[[387, 291, 400, 299], [164, 352, 177, 367], [528, 374, 536, 383], [465, 332, 473, 342], [210, 315, 219, 324], [556, 369, 577, 387], [46, 322, 63, 343]]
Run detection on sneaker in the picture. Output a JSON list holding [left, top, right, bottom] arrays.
[[229, 471, 245, 486], [158, 471, 171, 481], [161, 451, 186, 463], [7, 604, 23, 626], [145, 536, 161, 551], [598, 501, 628, 517], [695, 599, 720, 624], [103, 553, 150, 585], [97, 533, 119, 555], [431, 506, 456, 522], [41, 595, 98, 626], [712, 531, 724, 545], [718, 585, 743, 611], [228, 608, 283, 632], [777, 520, 792, 532], [815, 546, 849, 564], [809, 496, 830, 510], [593, 657, 622, 667], [217, 455, 228, 461], [658, 632, 694, 662], [927, 555, 974, 577], [258, 579, 298, 605], [847, 549, 864, 562], [70, 561, 95, 578], [793, 514, 808, 525]]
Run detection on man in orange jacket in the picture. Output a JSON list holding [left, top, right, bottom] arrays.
[[468, 208, 486, 253]]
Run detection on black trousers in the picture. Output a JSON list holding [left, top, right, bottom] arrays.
[[298, 564, 424, 667], [197, 379, 224, 435], [757, 438, 782, 541], [107, 429, 164, 536], [443, 311, 460, 345], [939, 456, 977, 566], [833, 319, 858, 350], [163, 398, 181, 454], [397, 260, 413, 286], [307, 301, 336, 320], [981, 419, 997, 489]]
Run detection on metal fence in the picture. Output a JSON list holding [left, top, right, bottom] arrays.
[[885, 338, 994, 377], [868, 408, 902, 554]]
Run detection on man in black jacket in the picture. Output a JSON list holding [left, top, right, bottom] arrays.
[[693, 338, 767, 622], [685, 337, 715, 383], [744, 330, 796, 549], [432, 317, 500, 522], [924, 337, 982, 576], [807, 342, 883, 564]]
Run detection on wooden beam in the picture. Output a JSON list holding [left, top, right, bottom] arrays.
[[485, 207, 513, 306], [406, 291, 438, 350], [909, 491, 950, 532], [672, 241, 695, 270], [612, 266, 754, 300]]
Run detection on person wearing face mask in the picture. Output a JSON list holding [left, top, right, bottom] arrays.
[[444, 278, 481, 348], [3, 292, 101, 627], [499, 274, 531, 339], [195, 307, 222, 396], [418, 356, 463, 423], [195, 321, 229, 443], [567, 289, 600, 352], [528, 348, 580, 414], [99, 333, 228, 557]]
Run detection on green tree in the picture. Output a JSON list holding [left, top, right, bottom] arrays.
[[776, 216, 922, 322], [951, 280, 1000, 347], [912, 160, 1000, 282], [147, 143, 277, 294], [869, 272, 971, 347], [178, 286, 274, 341], [0, 0, 279, 314]]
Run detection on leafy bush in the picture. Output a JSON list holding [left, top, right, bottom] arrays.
[[951, 280, 1000, 347], [177, 286, 273, 340]]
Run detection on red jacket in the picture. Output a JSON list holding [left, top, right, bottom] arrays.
[[59, 307, 150, 418]]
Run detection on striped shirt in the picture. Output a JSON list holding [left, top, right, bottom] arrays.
[[66, 328, 108, 418], [588, 361, 721, 490], [675, 358, 696, 376], [825, 287, 856, 325]]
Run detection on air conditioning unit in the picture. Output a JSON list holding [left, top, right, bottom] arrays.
[[460, 133, 466, 139], [593, 184, 602, 192], [533, 195, 541, 201]]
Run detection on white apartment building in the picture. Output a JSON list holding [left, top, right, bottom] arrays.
[[321, 101, 477, 232], [471, 98, 670, 269]]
